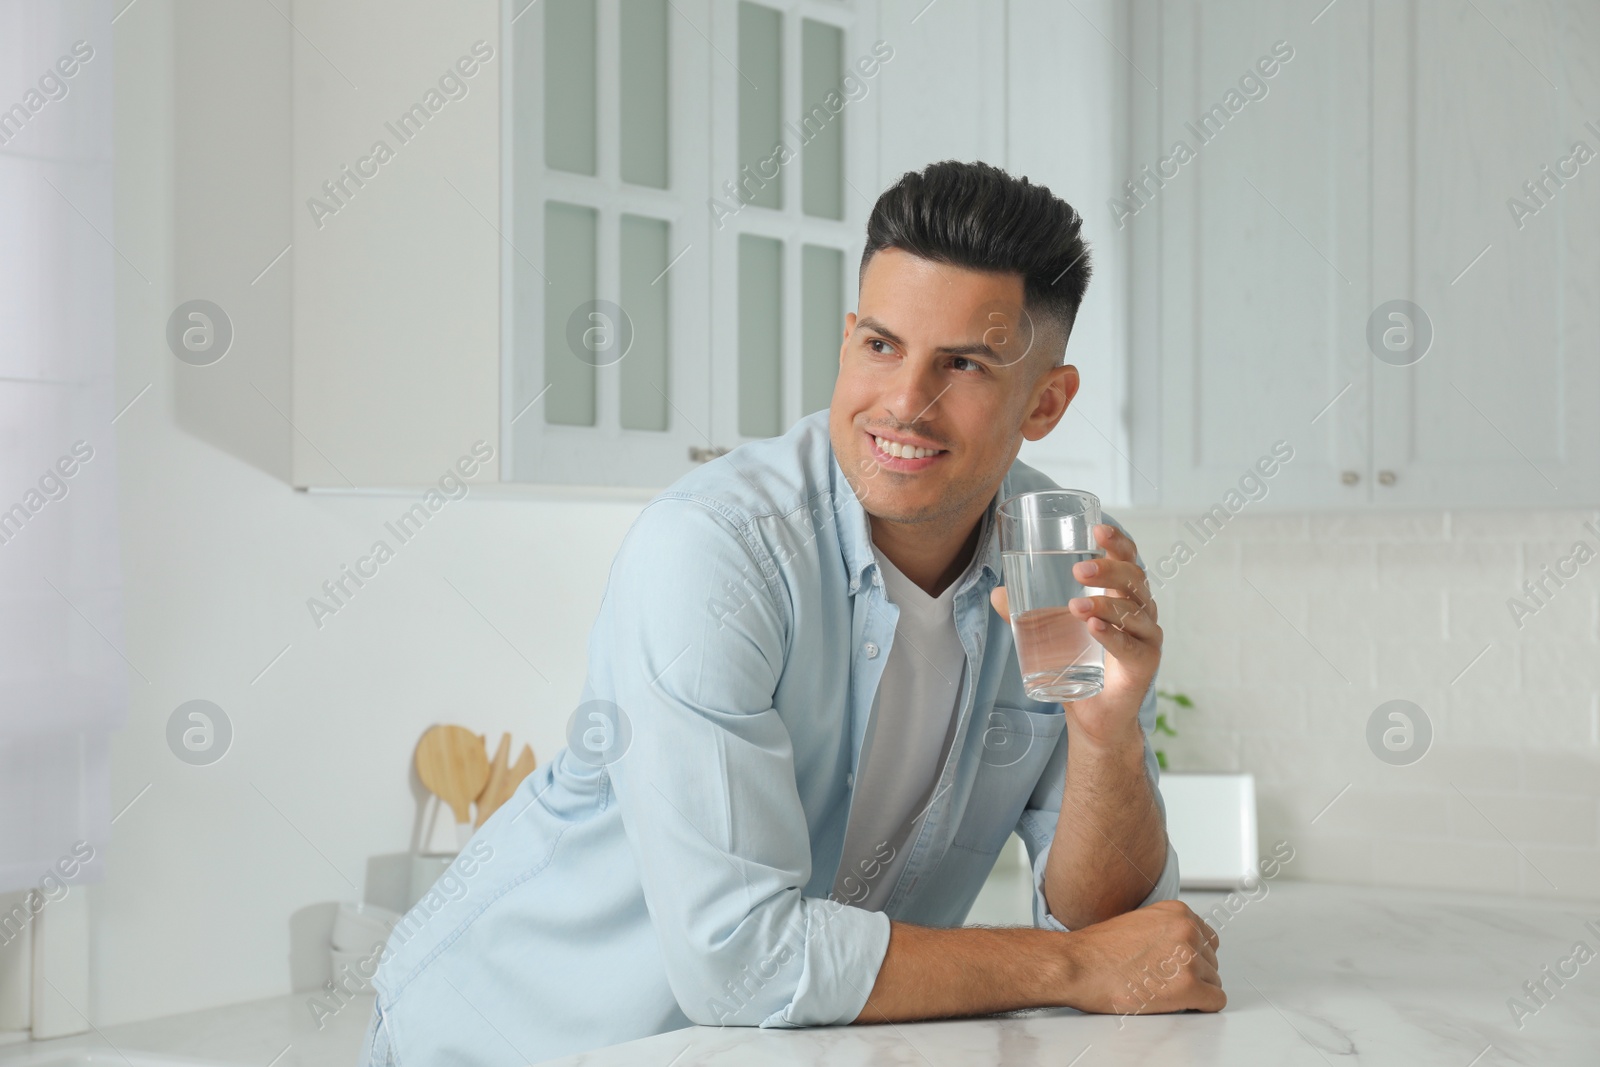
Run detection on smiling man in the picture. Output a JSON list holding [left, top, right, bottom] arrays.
[[358, 160, 1223, 1067]]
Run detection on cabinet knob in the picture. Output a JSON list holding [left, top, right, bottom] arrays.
[[1341, 470, 1360, 485], [689, 445, 730, 463], [1378, 470, 1397, 486]]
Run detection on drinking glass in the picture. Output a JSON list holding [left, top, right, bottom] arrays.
[[998, 488, 1106, 702]]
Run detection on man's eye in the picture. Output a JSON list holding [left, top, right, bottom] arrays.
[[867, 339, 892, 355], [952, 356, 984, 373]]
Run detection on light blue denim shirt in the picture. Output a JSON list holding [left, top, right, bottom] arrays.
[[359, 408, 1179, 1066]]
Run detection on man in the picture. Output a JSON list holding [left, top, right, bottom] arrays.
[[358, 160, 1224, 1067]]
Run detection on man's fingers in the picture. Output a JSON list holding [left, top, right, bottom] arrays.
[[1189, 950, 1222, 989], [1074, 556, 1156, 619], [1094, 523, 1138, 562], [1158, 901, 1220, 966], [1085, 617, 1158, 667], [1189, 930, 1218, 971], [1191, 977, 1227, 1012], [1178, 910, 1220, 966], [1074, 595, 1161, 641]]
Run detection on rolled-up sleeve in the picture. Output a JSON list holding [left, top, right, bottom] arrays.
[[1011, 516, 1181, 932], [593, 496, 890, 1028]]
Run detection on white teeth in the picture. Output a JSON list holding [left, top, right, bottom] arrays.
[[874, 434, 940, 460]]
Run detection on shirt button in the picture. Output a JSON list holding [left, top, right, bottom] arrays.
[[846, 773, 855, 788], [864, 642, 879, 658]]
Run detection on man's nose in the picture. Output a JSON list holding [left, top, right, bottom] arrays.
[[883, 358, 951, 425]]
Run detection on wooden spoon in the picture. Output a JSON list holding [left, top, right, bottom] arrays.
[[475, 733, 538, 827], [415, 725, 490, 843]]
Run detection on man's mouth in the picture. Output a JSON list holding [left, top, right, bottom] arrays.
[[864, 429, 948, 472]]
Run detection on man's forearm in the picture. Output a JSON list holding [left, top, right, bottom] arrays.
[[1042, 721, 1168, 930], [851, 920, 1070, 1023], [852, 899, 1228, 1024]]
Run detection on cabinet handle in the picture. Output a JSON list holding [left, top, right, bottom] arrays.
[[1378, 470, 1397, 486], [1341, 470, 1360, 485]]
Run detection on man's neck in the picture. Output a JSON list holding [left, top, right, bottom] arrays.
[[870, 504, 990, 599]]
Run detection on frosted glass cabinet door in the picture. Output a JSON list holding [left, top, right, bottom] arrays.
[[708, 0, 877, 455], [510, 0, 874, 486], [507, 0, 714, 488]]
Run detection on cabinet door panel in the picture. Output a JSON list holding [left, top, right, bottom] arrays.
[[1371, 0, 1600, 507], [506, 0, 714, 488], [707, 1, 879, 452], [1138, 0, 1373, 512], [292, 0, 502, 486]]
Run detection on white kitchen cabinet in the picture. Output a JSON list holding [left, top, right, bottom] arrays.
[[501, 0, 716, 489], [1369, 0, 1600, 508], [286, 0, 1134, 496], [291, 0, 503, 488], [502, 0, 886, 489], [1129, 0, 1600, 511]]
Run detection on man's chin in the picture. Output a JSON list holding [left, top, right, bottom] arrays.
[[856, 488, 952, 525]]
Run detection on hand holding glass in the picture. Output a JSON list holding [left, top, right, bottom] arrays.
[[998, 489, 1106, 702]]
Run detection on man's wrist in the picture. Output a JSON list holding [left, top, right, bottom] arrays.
[[1063, 714, 1147, 763], [1046, 927, 1087, 1006]]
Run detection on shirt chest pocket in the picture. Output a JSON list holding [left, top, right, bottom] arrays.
[[949, 703, 1067, 855]]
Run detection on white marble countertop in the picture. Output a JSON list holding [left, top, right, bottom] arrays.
[[0, 988, 375, 1067], [3, 881, 1596, 1066], [545, 882, 1600, 1067]]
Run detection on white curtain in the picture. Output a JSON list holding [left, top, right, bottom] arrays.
[[0, 0, 121, 893]]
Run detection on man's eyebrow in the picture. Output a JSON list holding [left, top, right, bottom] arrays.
[[853, 316, 1008, 363]]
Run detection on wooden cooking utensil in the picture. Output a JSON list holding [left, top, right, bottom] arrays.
[[475, 732, 538, 827], [415, 725, 490, 846]]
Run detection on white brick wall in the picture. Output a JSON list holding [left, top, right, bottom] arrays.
[[1121, 507, 1600, 901]]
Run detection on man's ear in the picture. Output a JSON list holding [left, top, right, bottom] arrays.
[[1021, 362, 1080, 442]]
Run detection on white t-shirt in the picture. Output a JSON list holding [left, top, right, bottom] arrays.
[[830, 516, 986, 911]]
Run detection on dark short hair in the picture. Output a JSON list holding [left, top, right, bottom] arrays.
[[860, 160, 1092, 373]]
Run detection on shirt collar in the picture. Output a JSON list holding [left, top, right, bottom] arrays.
[[830, 449, 1011, 596]]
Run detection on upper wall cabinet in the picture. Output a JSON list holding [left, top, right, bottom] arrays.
[[290, 0, 883, 490], [506, 0, 883, 489], [287, 0, 1134, 496], [1129, 0, 1600, 511], [1369, 0, 1600, 509], [291, 0, 1152, 499]]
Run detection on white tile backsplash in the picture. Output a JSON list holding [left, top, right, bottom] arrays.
[[1126, 507, 1600, 902]]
